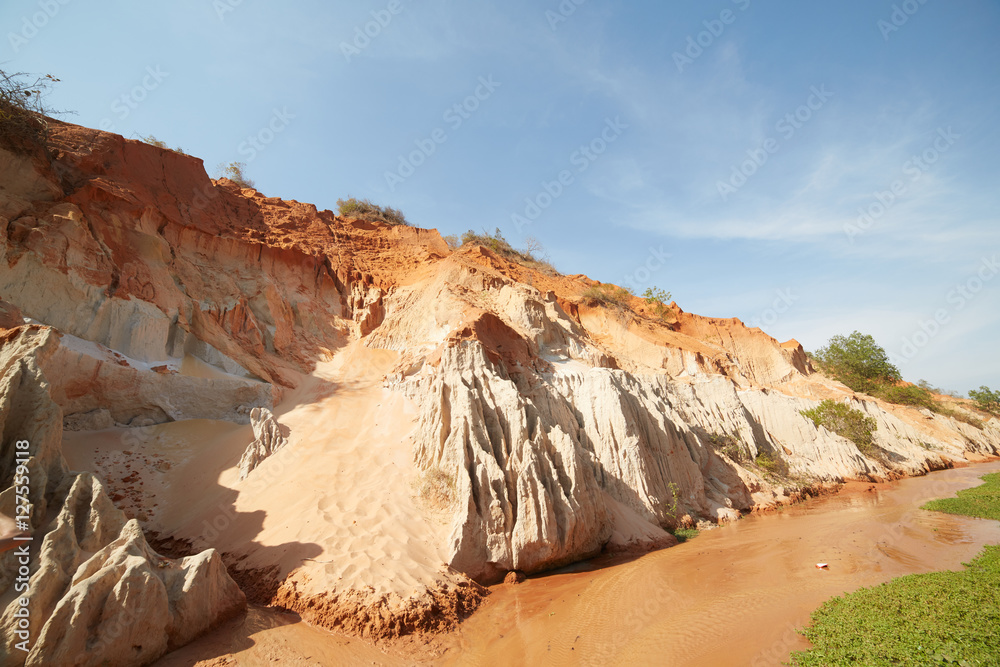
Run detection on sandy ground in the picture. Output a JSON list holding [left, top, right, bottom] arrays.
[[62, 341, 456, 606], [153, 605, 410, 667]]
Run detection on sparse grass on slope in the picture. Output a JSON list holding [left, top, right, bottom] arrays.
[[581, 283, 632, 310], [336, 197, 409, 226], [457, 228, 558, 275], [792, 472, 1000, 667]]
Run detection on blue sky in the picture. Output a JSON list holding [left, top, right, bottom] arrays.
[[3, 0, 998, 393]]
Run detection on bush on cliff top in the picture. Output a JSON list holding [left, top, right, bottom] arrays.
[[581, 283, 633, 310], [218, 161, 255, 189], [336, 197, 409, 226], [458, 228, 557, 275], [812, 332, 981, 426], [0, 68, 60, 152]]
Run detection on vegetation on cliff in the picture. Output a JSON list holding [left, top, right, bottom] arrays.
[[969, 386, 1000, 417], [800, 400, 878, 457], [449, 227, 558, 275], [0, 68, 60, 152], [812, 331, 986, 429], [336, 196, 408, 226]]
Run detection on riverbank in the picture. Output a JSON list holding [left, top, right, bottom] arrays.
[[428, 460, 1000, 666], [792, 472, 1000, 666], [154, 460, 1000, 665]]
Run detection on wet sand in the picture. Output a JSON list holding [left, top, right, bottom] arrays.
[[157, 461, 1000, 666]]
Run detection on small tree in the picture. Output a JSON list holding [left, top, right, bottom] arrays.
[[642, 286, 673, 319], [969, 386, 1000, 416], [814, 331, 901, 394]]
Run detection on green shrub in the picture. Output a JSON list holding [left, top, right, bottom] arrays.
[[873, 384, 935, 410], [705, 432, 746, 462], [969, 386, 1000, 416], [642, 286, 674, 320], [461, 227, 516, 255], [801, 399, 878, 456], [754, 451, 789, 477], [663, 481, 681, 520], [873, 383, 986, 428], [335, 197, 408, 226], [814, 331, 901, 394], [0, 69, 60, 152]]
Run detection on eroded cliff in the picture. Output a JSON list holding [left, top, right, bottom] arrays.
[[0, 120, 997, 656]]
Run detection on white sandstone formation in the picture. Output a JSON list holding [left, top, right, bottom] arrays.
[[238, 407, 289, 480]]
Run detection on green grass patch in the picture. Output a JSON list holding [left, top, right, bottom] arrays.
[[793, 472, 1000, 666], [922, 472, 1000, 522], [670, 528, 699, 543]]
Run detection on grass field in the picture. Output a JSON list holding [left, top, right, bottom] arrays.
[[791, 472, 1000, 667]]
